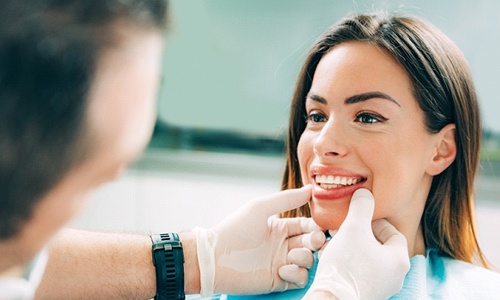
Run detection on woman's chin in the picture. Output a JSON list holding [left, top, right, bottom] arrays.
[[310, 205, 347, 231]]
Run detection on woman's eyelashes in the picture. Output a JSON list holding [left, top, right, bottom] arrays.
[[354, 111, 388, 124], [306, 110, 327, 124], [305, 110, 388, 127]]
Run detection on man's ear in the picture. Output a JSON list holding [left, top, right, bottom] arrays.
[[426, 123, 457, 176]]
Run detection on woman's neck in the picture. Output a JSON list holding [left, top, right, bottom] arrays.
[[408, 225, 426, 257], [391, 218, 426, 257]]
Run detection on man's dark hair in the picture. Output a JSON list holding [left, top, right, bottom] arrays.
[[0, 0, 169, 239]]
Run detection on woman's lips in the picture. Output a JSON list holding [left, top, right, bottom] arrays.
[[312, 179, 366, 200], [310, 166, 367, 201]]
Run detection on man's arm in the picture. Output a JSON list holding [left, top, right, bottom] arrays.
[[35, 186, 322, 299], [35, 228, 200, 299]]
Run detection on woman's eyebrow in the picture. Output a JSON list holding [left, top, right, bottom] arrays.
[[306, 92, 327, 104], [345, 91, 401, 107], [306, 91, 401, 107]]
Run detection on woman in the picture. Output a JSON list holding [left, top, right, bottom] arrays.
[[229, 11, 500, 299]]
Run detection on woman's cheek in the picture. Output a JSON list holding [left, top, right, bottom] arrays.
[[297, 133, 314, 184]]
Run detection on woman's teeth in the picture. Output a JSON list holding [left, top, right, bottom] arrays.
[[315, 175, 362, 189]]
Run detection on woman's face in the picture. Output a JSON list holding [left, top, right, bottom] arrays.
[[298, 42, 438, 235]]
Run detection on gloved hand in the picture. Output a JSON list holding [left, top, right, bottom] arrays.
[[303, 188, 410, 300], [194, 185, 326, 296]]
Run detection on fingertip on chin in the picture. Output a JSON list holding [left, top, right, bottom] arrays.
[[310, 230, 326, 250]]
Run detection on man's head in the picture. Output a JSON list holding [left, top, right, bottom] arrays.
[[0, 0, 168, 260]]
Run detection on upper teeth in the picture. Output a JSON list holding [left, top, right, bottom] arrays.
[[315, 175, 359, 186]]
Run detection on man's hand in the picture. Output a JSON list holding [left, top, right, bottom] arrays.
[[303, 188, 410, 300], [194, 185, 325, 296]]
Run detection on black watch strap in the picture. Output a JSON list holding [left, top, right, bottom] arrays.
[[151, 233, 185, 300]]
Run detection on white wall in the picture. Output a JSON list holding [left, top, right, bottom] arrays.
[[70, 150, 284, 234]]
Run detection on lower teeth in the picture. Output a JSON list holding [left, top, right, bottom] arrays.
[[321, 183, 341, 189]]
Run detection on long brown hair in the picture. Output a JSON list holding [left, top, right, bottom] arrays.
[[280, 12, 486, 267]]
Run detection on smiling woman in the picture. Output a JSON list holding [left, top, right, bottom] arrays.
[[298, 41, 437, 250], [282, 12, 500, 298], [228, 11, 500, 300]]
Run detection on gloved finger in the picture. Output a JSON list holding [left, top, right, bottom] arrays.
[[281, 217, 323, 237], [288, 248, 314, 268], [372, 218, 408, 248], [342, 188, 375, 229], [317, 239, 330, 259], [318, 229, 337, 259], [287, 230, 326, 251], [278, 264, 309, 289], [252, 185, 312, 218], [327, 229, 338, 238], [372, 219, 411, 276]]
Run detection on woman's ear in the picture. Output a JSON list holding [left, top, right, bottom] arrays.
[[426, 123, 457, 176]]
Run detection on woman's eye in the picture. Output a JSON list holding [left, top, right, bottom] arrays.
[[355, 112, 386, 124], [306, 111, 327, 124]]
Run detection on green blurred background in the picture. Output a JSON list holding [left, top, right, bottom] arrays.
[[150, 0, 500, 175]]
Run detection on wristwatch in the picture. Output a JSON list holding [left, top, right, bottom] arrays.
[[151, 233, 185, 300]]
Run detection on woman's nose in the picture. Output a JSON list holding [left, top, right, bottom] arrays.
[[312, 119, 348, 159]]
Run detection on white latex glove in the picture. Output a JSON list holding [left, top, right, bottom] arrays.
[[303, 188, 410, 300], [194, 185, 326, 296]]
